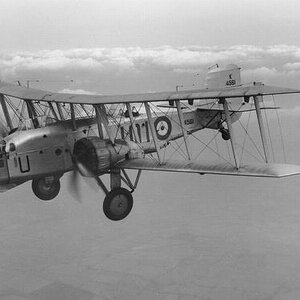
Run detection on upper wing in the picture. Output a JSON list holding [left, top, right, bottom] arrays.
[[0, 81, 299, 105]]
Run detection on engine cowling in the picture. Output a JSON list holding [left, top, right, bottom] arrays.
[[73, 137, 140, 176]]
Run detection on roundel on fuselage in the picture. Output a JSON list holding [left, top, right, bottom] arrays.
[[154, 116, 172, 140]]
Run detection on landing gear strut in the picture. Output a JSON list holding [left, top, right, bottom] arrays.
[[32, 176, 61, 201]]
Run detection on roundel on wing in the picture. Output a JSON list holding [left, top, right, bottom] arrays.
[[154, 116, 172, 140]]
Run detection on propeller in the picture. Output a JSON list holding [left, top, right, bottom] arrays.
[[68, 164, 81, 201], [66, 143, 84, 201], [67, 143, 98, 201]]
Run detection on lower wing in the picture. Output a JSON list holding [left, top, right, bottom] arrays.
[[117, 158, 300, 178]]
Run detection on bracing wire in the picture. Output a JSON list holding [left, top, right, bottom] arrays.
[[5, 97, 24, 125], [236, 111, 265, 162], [214, 135, 220, 163], [239, 104, 253, 164], [151, 101, 234, 165], [105, 102, 158, 163], [262, 99, 275, 162], [225, 138, 232, 162], [272, 95, 287, 163]]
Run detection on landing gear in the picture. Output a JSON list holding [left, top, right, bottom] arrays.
[[220, 128, 230, 140], [32, 176, 61, 201], [93, 169, 141, 221], [103, 187, 133, 221]]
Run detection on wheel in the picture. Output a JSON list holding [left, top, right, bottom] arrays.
[[103, 188, 133, 221], [32, 177, 61, 201], [221, 128, 230, 140]]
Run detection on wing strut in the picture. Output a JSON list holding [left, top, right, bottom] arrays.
[[70, 104, 77, 130], [0, 94, 13, 130], [56, 103, 65, 120], [120, 169, 142, 191], [175, 100, 191, 160], [26, 100, 39, 128], [48, 102, 59, 121], [95, 104, 115, 144], [80, 104, 90, 117], [221, 98, 239, 169], [125, 103, 139, 142], [144, 102, 163, 164], [254, 96, 270, 163], [95, 105, 104, 139]]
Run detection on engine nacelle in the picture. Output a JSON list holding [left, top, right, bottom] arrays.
[[73, 137, 140, 176]]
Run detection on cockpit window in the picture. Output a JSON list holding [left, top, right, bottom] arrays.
[[9, 143, 16, 152], [0, 141, 6, 159], [0, 141, 6, 153]]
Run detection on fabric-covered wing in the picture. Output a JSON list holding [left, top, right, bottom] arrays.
[[117, 158, 300, 178], [0, 81, 299, 105]]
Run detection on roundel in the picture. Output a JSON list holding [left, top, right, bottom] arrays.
[[154, 116, 172, 140]]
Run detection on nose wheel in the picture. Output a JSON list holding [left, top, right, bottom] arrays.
[[103, 187, 133, 221]]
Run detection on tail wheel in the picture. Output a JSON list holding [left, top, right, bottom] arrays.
[[220, 128, 230, 140], [32, 177, 61, 201], [103, 188, 133, 221]]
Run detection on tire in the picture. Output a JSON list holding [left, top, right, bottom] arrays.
[[103, 188, 133, 221], [221, 129, 230, 141], [32, 177, 61, 201]]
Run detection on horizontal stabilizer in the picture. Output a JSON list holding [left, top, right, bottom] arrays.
[[117, 159, 300, 178]]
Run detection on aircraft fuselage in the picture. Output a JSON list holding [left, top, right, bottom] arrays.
[[0, 107, 240, 191]]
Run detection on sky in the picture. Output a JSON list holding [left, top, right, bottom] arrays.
[[0, 0, 300, 164], [0, 0, 300, 160], [0, 0, 300, 95], [0, 0, 299, 148], [2, 3, 300, 298], [1, 0, 300, 49]]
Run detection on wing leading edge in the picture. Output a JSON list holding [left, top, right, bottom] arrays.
[[0, 81, 299, 105], [117, 159, 300, 178]]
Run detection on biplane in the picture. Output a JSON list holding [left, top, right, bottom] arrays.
[[0, 64, 300, 221]]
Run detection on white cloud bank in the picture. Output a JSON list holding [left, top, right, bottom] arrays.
[[1, 45, 300, 73], [1, 45, 300, 93], [59, 88, 97, 95]]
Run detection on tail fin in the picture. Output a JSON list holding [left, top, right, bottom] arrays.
[[206, 64, 241, 89]]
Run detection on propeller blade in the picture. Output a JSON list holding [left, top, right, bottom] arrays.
[[76, 161, 94, 177], [68, 169, 81, 202], [66, 141, 98, 201], [65, 144, 82, 201]]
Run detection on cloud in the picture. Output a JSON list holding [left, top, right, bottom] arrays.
[[242, 67, 279, 83], [59, 88, 98, 95], [283, 62, 300, 71], [1, 45, 300, 93], [0, 45, 299, 75]]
